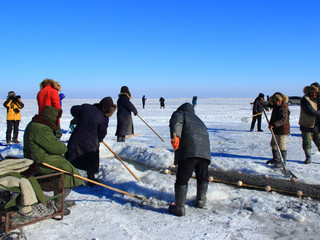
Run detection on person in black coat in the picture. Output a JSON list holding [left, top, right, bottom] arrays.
[[250, 93, 267, 132], [169, 103, 211, 216], [65, 97, 116, 185], [115, 86, 138, 142], [159, 97, 165, 109]]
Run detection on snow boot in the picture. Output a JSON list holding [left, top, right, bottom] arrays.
[[117, 136, 125, 142], [266, 150, 279, 165], [54, 188, 72, 215], [304, 149, 312, 164], [169, 184, 188, 216], [196, 182, 208, 208], [274, 150, 286, 168]]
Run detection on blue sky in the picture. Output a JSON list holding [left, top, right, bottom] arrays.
[[0, 0, 319, 99]]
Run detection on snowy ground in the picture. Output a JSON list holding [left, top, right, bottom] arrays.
[[1, 97, 320, 240]]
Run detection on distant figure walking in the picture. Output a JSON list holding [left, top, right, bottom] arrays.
[[159, 97, 165, 109], [142, 95, 147, 109], [115, 86, 138, 142], [192, 96, 197, 107], [250, 93, 267, 132], [3, 91, 24, 143], [37, 78, 62, 138]]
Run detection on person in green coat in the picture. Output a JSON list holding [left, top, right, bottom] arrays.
[[23, 105, 85, 215]]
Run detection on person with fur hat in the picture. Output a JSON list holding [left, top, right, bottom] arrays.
[[266, 92, 290, 168], [3, 91, 24, 143], [65, 97, 116, 185], [115, 86, 138, 142], [250, 93, 268, 132], [37, 78, 62, 138], [299, 85, 320, 164]]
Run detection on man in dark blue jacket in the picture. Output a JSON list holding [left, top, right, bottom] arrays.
[[65, 97, 116, 185], [169, 103, 211, 216]]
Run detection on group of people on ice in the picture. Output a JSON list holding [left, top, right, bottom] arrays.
[[250, 82, 320, 169], [3, 79, 320, 218], [2, 78, 210, 217]]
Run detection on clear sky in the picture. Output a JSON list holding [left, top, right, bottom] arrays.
[[0, 0, 319, 99]]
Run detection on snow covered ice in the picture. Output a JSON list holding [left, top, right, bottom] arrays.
[[1, 97, 320, 240]]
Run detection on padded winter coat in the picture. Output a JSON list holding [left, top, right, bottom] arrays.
[[23, 106, 84, 189], [299, 96, 320, 133], [269, 104, 290, 135], [37, 85, 61, 115], [115, 93, 138, 136], [169, 103, 211, 164], [252, 97, 268, 115], [65, 104, 109, 172], [3, 97, 24, 121]]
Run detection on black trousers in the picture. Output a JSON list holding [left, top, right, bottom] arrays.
[[175, 158, 210, 185], [250, 114, 262, 131], [6, 120, 20, 141]]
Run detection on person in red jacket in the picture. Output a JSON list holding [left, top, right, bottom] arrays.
[[37, 78, 62, 138]]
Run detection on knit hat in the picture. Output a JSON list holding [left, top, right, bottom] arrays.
[[258, 93, 264, 98], [120, 86, 131, 98], [99, 97, 117, 117], [7, 91, 16, 98]]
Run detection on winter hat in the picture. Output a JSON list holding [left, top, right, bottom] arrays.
[[270, 92, 288, 105], [120, 86, 131, 98], [7, 91, 16, 98], [99, 97, 117, 117], [258, 93, 264, 98], [40, 78, 61, 91], [303, 85, 319, 95]]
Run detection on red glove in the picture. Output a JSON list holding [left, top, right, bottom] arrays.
[[171, 136, 180, 151]]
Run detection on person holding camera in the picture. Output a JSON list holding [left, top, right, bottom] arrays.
[[3, 91, 24, 143]]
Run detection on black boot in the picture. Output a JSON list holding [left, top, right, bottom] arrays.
[[169, 185, 188, 216], [87, 171, 98, 187], [196, 182, 208, 208], [117, 136, 125, 142], [304, 149, 312, 164], [266, 150, 279, 165]]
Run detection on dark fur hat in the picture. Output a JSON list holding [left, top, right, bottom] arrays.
[[120, 86, 131, 98], [40, 78, 61, 91], [99, 97, 117, 117]]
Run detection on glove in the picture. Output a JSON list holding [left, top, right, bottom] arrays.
[[171, 136, 180, 151], [134, 111, 138, 116]]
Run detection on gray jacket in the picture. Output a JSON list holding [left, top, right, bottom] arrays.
[[169, 103, 211, 164]]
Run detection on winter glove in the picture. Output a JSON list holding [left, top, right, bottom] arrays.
[[13, 108, 20, 114], [171, 136, 180, 151]]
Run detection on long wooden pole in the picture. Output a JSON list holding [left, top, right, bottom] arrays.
[[102, 141, 140, 182], [41, 163, 147, 201], [136, 114, 164, 142]]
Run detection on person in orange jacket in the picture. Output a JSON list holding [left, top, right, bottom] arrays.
[[37, 78, 62, 138], [3, 91, 24, 143]]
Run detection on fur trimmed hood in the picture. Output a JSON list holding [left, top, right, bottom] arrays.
[[269, 92, 289, 105], [303, 85, 319, 96], [40, 78, 61, 91]]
